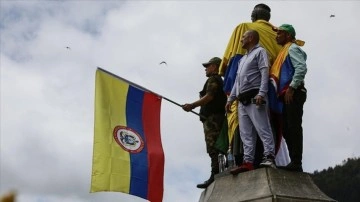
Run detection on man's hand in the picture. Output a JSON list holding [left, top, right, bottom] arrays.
[[225, 102, 233, 113], [254, 95, 265, 106], [182, 103, 194, 112], [284, 87, 295, 104]]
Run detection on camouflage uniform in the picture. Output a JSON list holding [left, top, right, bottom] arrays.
[[203, 113, 224, 174], [200, 74, 227, 175]]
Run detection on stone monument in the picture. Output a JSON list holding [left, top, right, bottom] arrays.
[[199, 168, 336, 202]]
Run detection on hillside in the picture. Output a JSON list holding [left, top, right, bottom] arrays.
[[310, 157, 360, 202]]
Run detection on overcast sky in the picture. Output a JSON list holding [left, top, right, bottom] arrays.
[[1, 0, 360, 202]]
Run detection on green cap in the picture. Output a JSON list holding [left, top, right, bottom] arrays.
[[274, 24, 296, 38], [202, 57, 222, 67]]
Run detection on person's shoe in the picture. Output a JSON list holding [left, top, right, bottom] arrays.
[[277, 162, 303, 172], [196, 175, 214, 189], [230, 162, 254, 175], [259, 155, 276, 168]]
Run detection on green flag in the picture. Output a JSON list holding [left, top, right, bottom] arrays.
[[215, 116, 229, 154]]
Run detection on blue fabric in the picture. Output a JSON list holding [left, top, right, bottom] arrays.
[[268, 56, 294, 114], [223, 54, 243, 93], [279, 56, 295, 94], [268, 83, 283, 113]]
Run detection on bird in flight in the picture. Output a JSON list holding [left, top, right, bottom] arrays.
[[330, 14, 335, 18], [159, 61, 167, 65], [66, 46, 71, 50]]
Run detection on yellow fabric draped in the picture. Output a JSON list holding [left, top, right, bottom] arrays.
[[219, 20, 281, 76], [270, 40, 305, 84], [219, 20, 282, 143], [270, 42, 292, 80]]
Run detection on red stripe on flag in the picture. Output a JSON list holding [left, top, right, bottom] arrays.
[[142, 92, 164, 202]]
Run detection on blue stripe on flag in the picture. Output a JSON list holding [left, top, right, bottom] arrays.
[[126, 86, 148, 199]]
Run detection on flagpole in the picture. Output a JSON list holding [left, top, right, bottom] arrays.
[[161, 96, 204, 118], [97, 67, 205, 119]]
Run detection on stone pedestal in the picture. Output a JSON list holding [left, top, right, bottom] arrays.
[[199, 168, 336, 202]]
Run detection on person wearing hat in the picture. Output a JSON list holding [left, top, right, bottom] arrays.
[[270, 24, 307, 172], [182, 57, 227, 189]]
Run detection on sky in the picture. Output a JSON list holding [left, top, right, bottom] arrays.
[[1, 0, 360, 202]]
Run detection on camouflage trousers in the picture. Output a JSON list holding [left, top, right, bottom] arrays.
[[202, 113, 225, 174]]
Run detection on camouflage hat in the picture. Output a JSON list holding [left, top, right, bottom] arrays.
[[202, 57, 222, 67], [273, 24, 296, 38]]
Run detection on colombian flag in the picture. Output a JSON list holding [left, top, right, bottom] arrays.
[[91, 68, 164, 202], [269, 42, 293, 114]]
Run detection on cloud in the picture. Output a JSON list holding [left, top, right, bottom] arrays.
[[1, 1, 360, 202]]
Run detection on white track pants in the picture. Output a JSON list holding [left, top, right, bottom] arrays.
[[238, 99, 275, 163]]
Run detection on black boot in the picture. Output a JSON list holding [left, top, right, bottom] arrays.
[[277, 162, 303, 172], [196, 174, 214, 189], [196, 153, 218, 189]]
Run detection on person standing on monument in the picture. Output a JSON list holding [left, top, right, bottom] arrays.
[[225, 30, 276, 174], [182, 57, 227, 188], [219, 3, 290, 168], [270, 24, 307, 172]]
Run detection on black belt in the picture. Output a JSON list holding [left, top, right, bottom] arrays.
[[237, 89, 259, 106]]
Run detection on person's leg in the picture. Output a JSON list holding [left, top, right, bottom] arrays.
[[246, 99, 276, 168], [247, 100, 275, 158], [254, 136, 264, 168], [239, 104, 257, 163], [282, 102, 292, 160], [197, 114, 223, 188], [230, 104, 256, 175], [232, 127, 244, 166], [281, 88, 306, 171], [284, 89, 306, 165]]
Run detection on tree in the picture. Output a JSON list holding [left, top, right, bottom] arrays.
[[311, 157, 360, 202]]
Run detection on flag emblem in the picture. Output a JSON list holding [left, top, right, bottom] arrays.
[[113, 125, 144, 153]]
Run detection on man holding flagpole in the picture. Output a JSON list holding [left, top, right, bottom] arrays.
[[182, 57, 227, 189]]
